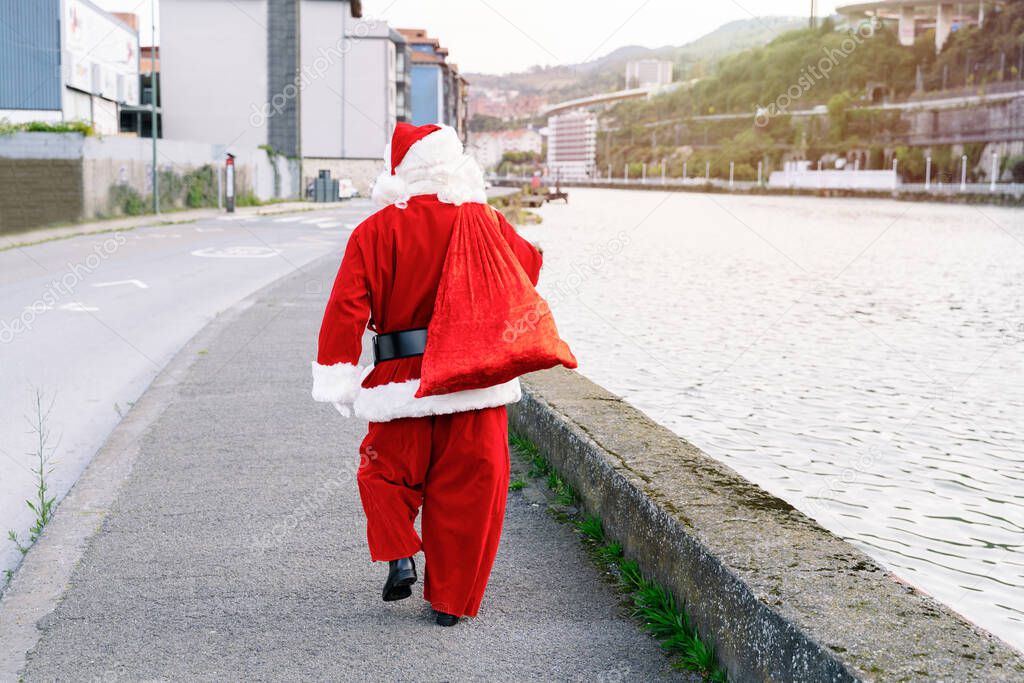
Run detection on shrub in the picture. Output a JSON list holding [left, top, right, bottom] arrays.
[[184, 164, 218, 208], [1008, 156, 1024, 184], [109, 183, 146, 216]]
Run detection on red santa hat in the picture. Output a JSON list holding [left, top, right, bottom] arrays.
[[371, 122, 487, 209]]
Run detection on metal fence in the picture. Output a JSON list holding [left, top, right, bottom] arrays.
[[490, 174, 1024, 198]]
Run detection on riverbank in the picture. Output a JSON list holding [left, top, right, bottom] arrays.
[[492, 178, 1024, 207], [0, 254, 684, 681], [510, 367, 1024, 680]]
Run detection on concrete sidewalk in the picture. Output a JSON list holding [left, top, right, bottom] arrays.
[[2, 255, 683, 681]]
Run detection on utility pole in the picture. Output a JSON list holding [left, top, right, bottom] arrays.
[[150, 0, 159, 214], [809, 0, 817, 29]]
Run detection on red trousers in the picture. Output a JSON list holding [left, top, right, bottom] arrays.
[[357, 406, 509, 618]]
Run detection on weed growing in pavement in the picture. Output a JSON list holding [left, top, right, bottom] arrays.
[[511, 434, 728, 682], [509, 479, 526, 491], [7, 391, 59, 557]]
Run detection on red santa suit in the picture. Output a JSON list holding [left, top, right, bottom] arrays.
[[311, 123, 542, 618]]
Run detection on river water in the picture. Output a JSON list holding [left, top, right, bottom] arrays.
[[523, 188, 1024, 651]]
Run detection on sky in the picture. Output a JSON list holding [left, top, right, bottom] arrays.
[[360, 0, 841, 73], [90, 0, 841, 73]]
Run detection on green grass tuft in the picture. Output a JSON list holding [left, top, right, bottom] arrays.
[[575, 515, 604, 542], [596, 541, 623, 563], [508, 479, 526, 491], [511, 433, 551, 479]]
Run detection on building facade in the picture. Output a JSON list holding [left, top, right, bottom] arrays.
[[336, 19, 408, 159], [546, 110, 597, 181], [625, 60, 673, 89], [399, 28, 467, 141], [162, 0, 422, 190], [469, 129, 543, 170], [0, 0, 140, 135], [838, 1, 1006, 51]]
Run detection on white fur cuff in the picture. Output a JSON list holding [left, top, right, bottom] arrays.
[[311, 361, 363, 404]]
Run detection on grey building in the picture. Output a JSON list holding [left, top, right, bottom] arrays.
[[337, 18, 409, 159], [0, 0, 140, 135], [161, 0, 405, 190]]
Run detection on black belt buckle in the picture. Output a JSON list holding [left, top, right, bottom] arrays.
[[373, 328, 428, 364]]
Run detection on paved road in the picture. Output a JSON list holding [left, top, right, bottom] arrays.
[[0, 202, 373, 577], [10, 255, 682, 681]]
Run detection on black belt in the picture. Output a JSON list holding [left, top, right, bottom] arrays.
[[373, 328, 427, 364]]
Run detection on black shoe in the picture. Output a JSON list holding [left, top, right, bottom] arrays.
[[382, 557, 416, 602], [434, 611, 459, 627]]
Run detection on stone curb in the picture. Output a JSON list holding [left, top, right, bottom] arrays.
[[508, 368, 1024, 682]]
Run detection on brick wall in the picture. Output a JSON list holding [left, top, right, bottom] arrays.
[[0, 158, 84, 234]]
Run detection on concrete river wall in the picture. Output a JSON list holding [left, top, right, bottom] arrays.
[[509, 367, 1024, 681]]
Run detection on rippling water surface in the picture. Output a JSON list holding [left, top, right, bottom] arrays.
[[523, 188, 1024, 650]]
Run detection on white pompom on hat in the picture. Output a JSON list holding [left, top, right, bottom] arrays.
[[371, 123, 487, 208]]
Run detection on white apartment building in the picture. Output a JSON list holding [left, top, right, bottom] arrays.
[[546, 110, 597, 181], [469, 129, 543, 170], [625, 59, 673, 89]]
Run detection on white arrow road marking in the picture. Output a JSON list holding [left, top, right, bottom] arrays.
[[344, 223, 356, 229], [60, 302, 100, 312], [274, 216, 306, 223], [92, 279, 149, 289], [302, 217, 336, 225], [24, 303, 54, 312], [191, 246, 281, 259], [317, 221, 343, 228]]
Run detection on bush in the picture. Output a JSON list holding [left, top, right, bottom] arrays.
[[184, 164, 218, 208], [108, 184, 146, 216], [0, 119, 95, 136], [1008, 156, 1024, 184]]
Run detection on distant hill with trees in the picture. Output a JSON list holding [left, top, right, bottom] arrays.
[[597, 4, 1024, 183], [466, 16, 805, 111]]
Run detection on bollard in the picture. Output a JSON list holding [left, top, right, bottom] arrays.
[[683, 162, 687, 181], [960, 154, 968, 192], [624, 164, 629, 182], [642, 163, 647, 184], [990, 151, 999, 193], [729, 161, 735, 188], [925, 157, 932, 191], [757, 160, 763, 187], [661, 159, 666, 185], [892, 158, 899, 191], [705, 161, 710, 181], [225, 153, 236, 213]]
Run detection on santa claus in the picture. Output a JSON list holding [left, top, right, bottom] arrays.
[[311, 122, 571, 626]]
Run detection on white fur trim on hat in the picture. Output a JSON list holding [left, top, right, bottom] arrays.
[[371, 125, 487, 209]]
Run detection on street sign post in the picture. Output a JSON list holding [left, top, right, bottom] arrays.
[[225, 153, 236, 213]]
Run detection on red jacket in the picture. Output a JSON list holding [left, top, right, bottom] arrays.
[[312, 194, 543, 422]]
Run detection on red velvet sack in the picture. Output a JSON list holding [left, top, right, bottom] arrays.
[[416, 203, 577, 398]]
